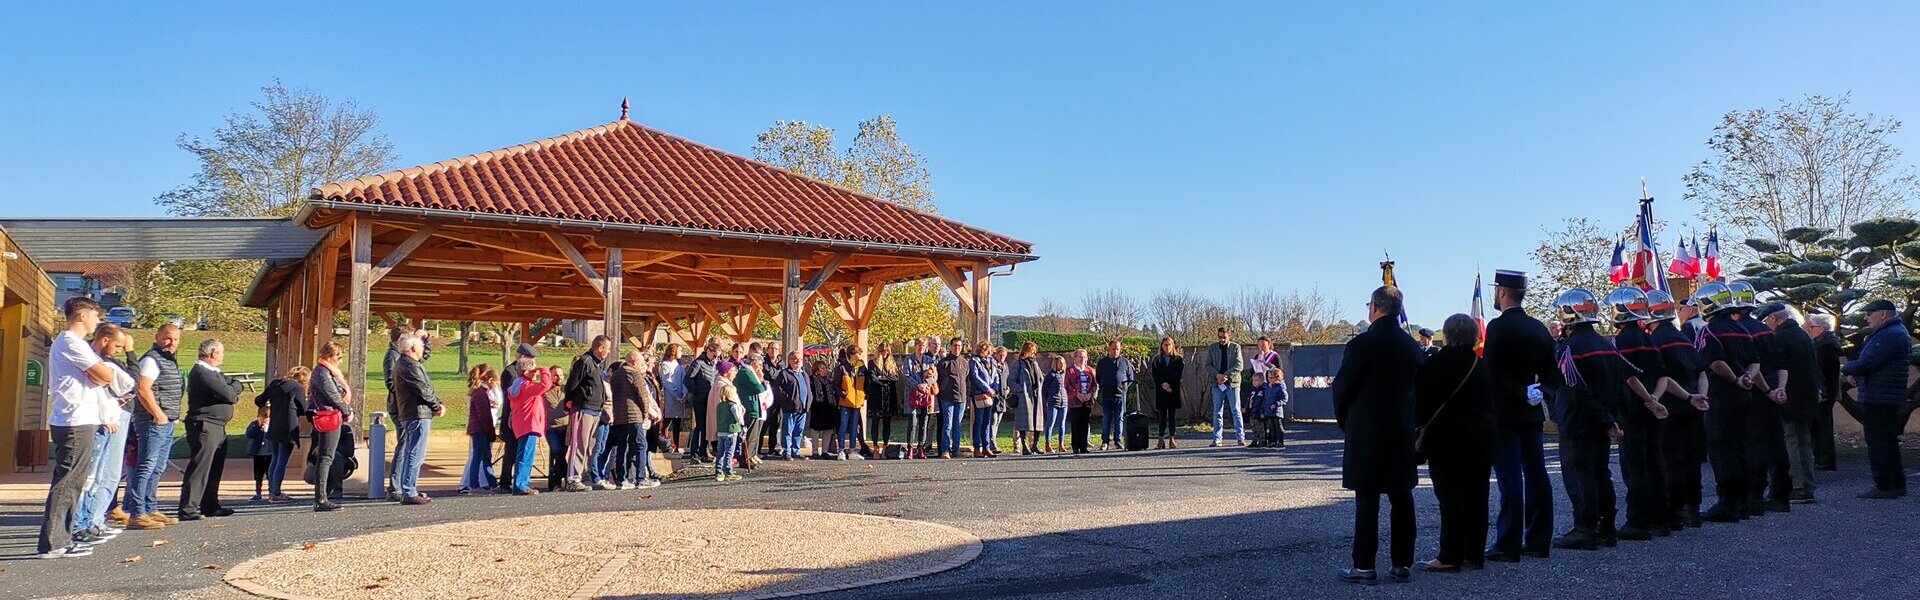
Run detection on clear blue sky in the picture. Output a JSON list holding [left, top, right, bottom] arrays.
[[4, 2, 1917, 329]]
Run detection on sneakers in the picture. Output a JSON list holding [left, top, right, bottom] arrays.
[[249, 494, 264, 504], [726, 474, 743, 481], [594, 480, 616, 491], [73, 528, 116, 546], [638, 479, 662, 489], [837, 452, 849, 461], [561, 481, 590, 492], [37, 545, 92, 559], [401, 495, 432, 505], [314, 502, 344, 512], [617, 482, 635, 490], [715, 473, 729, 482], [268, 493, 293, 503], [128, 513, 169, 530]]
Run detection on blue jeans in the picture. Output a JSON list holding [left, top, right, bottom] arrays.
[[606, 423, 646, 484], [971, 406, 994, 451], [513, 434, 540, 492], [545, 429, 569, 490], [1211, 385, 1244, 442], [394, 418, 431, 498], [838, 407, 862, 451], [1099, 396, 1126, 445], [1045, 405, 1066, 447], [783, 412, 808, 456], [75, 411, 132, 532], [589, 422, 611, 484], [267, 440, 295, 496], [715, 432, 740, 476], [940, 402, 966, 455], [463, 433, 498, 490], [123, 420, 175, 517], [1491, 422, 1554, 554]]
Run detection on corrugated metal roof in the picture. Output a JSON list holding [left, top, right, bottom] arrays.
[[0, 217, 325, 262]]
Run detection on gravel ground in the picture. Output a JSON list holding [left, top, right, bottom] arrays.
[[5, 424, 1918, 600]]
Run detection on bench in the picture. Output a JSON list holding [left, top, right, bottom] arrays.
[[230, 372, 264, 393]]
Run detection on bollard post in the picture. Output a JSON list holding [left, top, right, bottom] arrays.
[[368, 412, 388, 500]]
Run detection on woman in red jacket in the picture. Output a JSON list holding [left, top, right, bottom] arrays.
[[507, 365, 560, 495]]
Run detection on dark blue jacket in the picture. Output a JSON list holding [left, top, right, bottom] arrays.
[[1554, 324, 1631, 434], [1843, 319, 1911, 406]]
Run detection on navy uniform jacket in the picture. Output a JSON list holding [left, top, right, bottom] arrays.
[[1613, 322, 1664, 425], [1651, 321, 1705, 415], [1482, 306, 1562, 427], [1554, 324, 1631, 435], [1699, 314, 1756, 408]]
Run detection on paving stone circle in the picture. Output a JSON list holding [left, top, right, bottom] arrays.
[[223, 508, 982, 600]]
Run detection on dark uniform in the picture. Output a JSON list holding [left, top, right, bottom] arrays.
[[1612, 322, 1670, 537], [1552, 323, 1629, 549], [1482, 304, 1562, 559], [1651, 319, 1707, 527], [1736, 313, 1791, 513], [1699, 312, 1756, 521]]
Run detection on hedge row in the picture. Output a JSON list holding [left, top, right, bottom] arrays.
[[999, 330, 1157, 356]]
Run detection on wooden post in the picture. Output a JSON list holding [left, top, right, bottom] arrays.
[[458, 321, 472, 374], [971, 264, 992, 345], [781, 259, 803, 358], [264, 303, 280, 379], [603, 247, 623, 342], [347, 217, 373, 423]]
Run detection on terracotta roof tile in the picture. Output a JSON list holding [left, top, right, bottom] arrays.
[[310, 119, 1032, 256]]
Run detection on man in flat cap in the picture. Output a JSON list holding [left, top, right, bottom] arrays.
[[1480, 270, 1562, 561], [1843, 299, 1909, 499]]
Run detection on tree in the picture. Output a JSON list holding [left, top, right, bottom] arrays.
[[1529, 217, 1617, 318], [1034, 297, 1077, 333], [130, 82, 395, 331], [1742, 217, 1920, 332], [1685, 94, 1917, 265], [751, 116, 957, 344], [1148, 288, 1214, 343], [1080, 288, 1142, 334]]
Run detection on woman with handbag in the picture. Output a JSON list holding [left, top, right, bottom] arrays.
[[307, 343, 351, 512], [1413, 314, 1497, 573]]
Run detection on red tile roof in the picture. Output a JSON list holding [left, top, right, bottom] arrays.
[[310, 119, 1032, 256]]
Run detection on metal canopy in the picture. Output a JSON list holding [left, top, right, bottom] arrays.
[[0, 217, 326, 262]]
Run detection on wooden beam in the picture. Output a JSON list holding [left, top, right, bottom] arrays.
[[603, 247, 623, 342], [928, 259, 976, 313], [970, 265, 992, 344], [591, 233, 816, 261], [546, 232, 603, 288], [781, 259, 804, 357], [347, 216, 373, 435], [527, 319, 563, 344], [368, 224, 440, 286], [804, 252, 850, 292]]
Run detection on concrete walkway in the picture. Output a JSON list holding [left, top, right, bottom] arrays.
[[2, 424, 1916, 600]]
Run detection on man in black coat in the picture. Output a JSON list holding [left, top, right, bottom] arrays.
[[1333, 286, 1422, 584], [1805, 314, 1844, 471], [179, 339, 242, 520], [683, 340, 720, 461], [391, 335, 444, 504], [1756, 303, 1822, 504], [1479, 270, 1561, 561]]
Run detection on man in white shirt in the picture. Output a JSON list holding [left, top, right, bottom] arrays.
[[72, 327, 136, 541], [37, 297, 118, 559]]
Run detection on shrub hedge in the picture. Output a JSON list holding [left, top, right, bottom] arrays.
[[1000, 330, 1157, 357]]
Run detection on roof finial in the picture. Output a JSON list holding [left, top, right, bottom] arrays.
[[620, 97, 630, 121]]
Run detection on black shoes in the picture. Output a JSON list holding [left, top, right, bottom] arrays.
[[1484, 551, 1522, 563], [1337, 568, 1378, 585], [1788, 491, 1816, 504], [1858, 488, 1902, 500], [1683, 505, 1704, 528], [1742, 498, 1766, 517], [1522, 548, 1551, 559], [1419, 560, 1461, 573], [1765, 498, 1791, 513], [1701, 502, 1742, 523], [1386, 567, 1412, 583], [208, 507, 235, 517], [1616, 526, 1655, 541], [177, 512, 203, 521], [314, 501, 343, 512], [1552, 529, 1599, 551]]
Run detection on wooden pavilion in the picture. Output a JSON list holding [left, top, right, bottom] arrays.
[[241, 107, 1035, 415]]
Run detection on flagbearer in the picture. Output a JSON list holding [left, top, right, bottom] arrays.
[[1692, 282, 1757, 522], [1605, 287, 1675, 540], [1646, 290, 1710, 529], [1549, 288, 1644, 551], [1480, 270, 1560, 562]]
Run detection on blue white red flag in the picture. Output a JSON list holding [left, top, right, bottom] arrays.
[[1703, 228, 1723, 281], [1670, 236, 1697, 279], [1609, 237, 1629, 286], [1633, 199, 1668, 293], [1471, 272, 1486, 356]]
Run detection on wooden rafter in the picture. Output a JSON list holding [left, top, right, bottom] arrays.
[[368, 224, 441, 286], [545, 232, 603, 288]]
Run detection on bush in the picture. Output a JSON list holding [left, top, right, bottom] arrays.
[[1001, 330, 1155, 354]]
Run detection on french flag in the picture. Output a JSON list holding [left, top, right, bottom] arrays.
[[1471, 272, 1486, 356], [1702, 228, 1723, 281], [1670, 236, 1697, 279], [1609, 237, 1629, 286], [1633, 199, 1668, 293]]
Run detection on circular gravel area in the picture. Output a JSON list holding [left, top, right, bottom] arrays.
[[223, 509, 982, 600]]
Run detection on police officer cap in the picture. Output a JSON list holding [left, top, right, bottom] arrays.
[[1494, 269, 1527, 289]]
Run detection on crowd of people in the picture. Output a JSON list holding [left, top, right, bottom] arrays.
[[1333, 271, 1904, 585]]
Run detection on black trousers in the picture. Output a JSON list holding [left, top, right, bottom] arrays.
[[1747, 397, 1790, 500], [869, 390, 895, 447], [1263, 416, 1285, 446], [1428, 453, 1490, 566], [1861, 403, 1909, 493], [311, 428, 341, 502], [1352, 488, 1415, 570], [688, 397, 710, 459], [548, 427, 570, 490], [763, 405, 783, 453], [498, 422, 519, 487], [1811, 400, 1837, 470], [1068, 406, 1093, 452], [1156, 408, 1177, 438], [1705, 397, 1750, 505], [38, 424, 97, 554], [1559, 428, 1615, 533], [1619, 418, 1668, 529], [179, 419, 228, 516], [1660, 411, 1705, 510]]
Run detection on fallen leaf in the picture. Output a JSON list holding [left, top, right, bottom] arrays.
[[200, 564, 222, 570], [149, 540, 170, 547], [122, 555, 142, 563], [493, 558, 506, 563], [301, 543, 318, 551], [448, 543, 470, 547], [638, 495, 653, 500], [364, 584, 385, 590]]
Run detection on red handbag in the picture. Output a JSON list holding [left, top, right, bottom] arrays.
[[311, 409, 343, 433]]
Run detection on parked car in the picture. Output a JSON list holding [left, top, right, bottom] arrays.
[[105, 306, 137, 328]]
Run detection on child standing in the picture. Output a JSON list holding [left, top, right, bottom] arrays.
[[245, 407, 272, 503], [907, 366, 937, 459], [713, 362, 745, 482], [1260, 370, 1288, 448], [1043, 355, 1068, 454]]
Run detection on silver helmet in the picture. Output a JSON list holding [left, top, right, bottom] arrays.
[[1693, 281, 1734, 315], [1728, 280, 1758, 309], [1554, 288, 1602, 325], [1645, 289, 1678, 320], [1605, 287, 1651, 324]]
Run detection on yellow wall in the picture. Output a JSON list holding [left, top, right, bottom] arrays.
[[2, 228, 58, 470]]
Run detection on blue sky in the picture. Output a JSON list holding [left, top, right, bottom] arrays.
[[4, 2, 1917, 328]]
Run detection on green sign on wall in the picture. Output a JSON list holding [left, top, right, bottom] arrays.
[[24, 359, 42, 387]]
